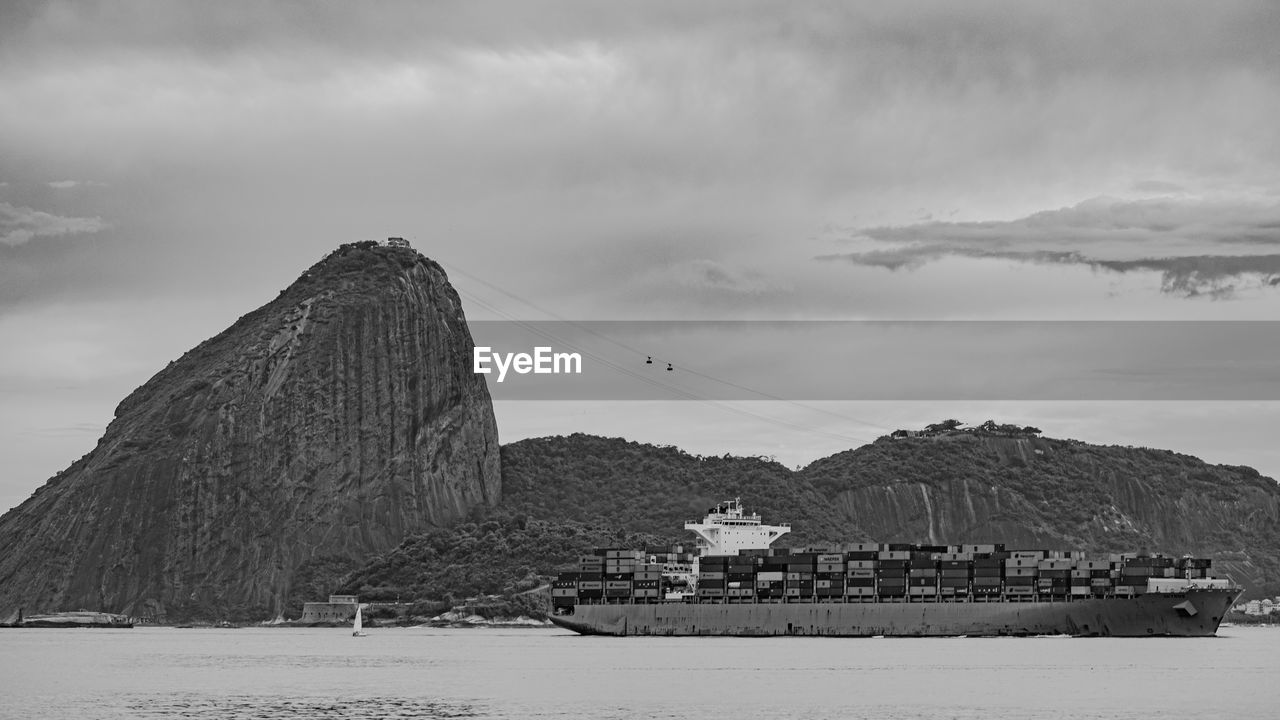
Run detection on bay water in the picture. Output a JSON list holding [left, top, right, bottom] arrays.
[[2, 626, 1275, 719]]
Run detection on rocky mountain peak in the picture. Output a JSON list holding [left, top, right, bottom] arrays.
[[0, 241, 501, 621]]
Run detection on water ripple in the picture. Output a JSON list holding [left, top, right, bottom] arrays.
[[126, 694, 483, 719]]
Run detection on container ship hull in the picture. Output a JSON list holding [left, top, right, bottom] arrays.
[[551, 588, 1239, 637]]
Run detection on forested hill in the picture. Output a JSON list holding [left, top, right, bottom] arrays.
[[496, 434, 853, 546], [342, 430, 1280, 606], [336, 434, 854, 609], [800, 433, 1280, 596]]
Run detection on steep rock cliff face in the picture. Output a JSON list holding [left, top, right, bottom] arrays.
[[0, 243, 500, 620], [802, 434, 1280, 596]]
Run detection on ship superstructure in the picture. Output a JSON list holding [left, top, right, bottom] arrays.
[[684, 498, 790, 563], [548, 499, 1242, 637]]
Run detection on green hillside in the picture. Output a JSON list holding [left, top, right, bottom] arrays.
[[336, 428, 1280, 610]]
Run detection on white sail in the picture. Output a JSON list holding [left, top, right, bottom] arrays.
[[352, 604, 365, 636]]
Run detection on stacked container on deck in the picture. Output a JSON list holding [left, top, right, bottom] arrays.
[[784, 552, 816, 601], [755, 549, 787, 600], [551, 543, 1216, 607], [845, 543, 877, 599]]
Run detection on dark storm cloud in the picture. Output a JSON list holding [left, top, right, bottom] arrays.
[[822, 198, 1280, 297], [1093, 256, 1280, 298]]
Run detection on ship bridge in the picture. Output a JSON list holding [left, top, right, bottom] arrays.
[[685, 498, 790, 558]]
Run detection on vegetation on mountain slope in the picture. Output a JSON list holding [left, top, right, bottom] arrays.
[[337, 428, 1280, 611]]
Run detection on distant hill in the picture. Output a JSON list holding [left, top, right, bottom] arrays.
[[801, 432, 1280, 596], [344, 429, 1280, 604], [495, 434, 854, 546]]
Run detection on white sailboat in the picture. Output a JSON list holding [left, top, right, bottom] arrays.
[[352, 604, 366, 637]]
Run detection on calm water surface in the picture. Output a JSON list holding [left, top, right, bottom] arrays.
[[1, 626, 1276, 719]]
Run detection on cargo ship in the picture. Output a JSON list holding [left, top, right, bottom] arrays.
[[549, 499, 1241, 637]]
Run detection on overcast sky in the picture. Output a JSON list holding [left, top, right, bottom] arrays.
[[3, 1, 1279, 513]]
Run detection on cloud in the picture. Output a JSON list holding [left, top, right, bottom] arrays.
[[0, 202, 105, 246], [1131, 180, 1188, 195], [46, 180, 79, 189], [20, 422, 104, 438], [822, 197, 1280, 297], [1093, 255, 1280, 299]]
